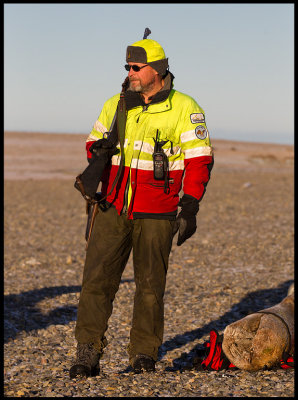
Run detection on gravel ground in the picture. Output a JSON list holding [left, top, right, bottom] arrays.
[[4, 133, 294, 397]]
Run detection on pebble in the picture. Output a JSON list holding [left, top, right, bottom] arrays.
[[4, 167, 294, 397]]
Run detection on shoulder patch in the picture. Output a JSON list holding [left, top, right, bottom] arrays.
[[190, 113, 205, 124], [195, 125, 208, 140]]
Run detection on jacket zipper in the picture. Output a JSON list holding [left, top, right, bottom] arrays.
[[136, 105, 149, 123], [122, 175, 130, 214], [124, 104, 149, 213]]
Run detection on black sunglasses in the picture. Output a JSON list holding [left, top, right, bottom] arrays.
[[125, 64, 149, 72]]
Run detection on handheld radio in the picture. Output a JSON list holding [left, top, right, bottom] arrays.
[[153, 130, 168, 180]]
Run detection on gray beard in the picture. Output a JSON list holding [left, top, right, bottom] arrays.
[[129, 78, 156, 94], [129, 81, 142, 92]]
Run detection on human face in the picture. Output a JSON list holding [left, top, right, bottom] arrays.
[[127, 62, 158, 94]]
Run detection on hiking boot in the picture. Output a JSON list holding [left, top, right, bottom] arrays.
[[132, 354, 156, 373], [69, 343, 101, 379]]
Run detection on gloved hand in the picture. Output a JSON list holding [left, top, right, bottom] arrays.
[[90, 137, 113, 154], [174, 194, 199, 246], [89, 137, 118, 162]]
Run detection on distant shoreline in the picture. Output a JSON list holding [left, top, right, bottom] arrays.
[[4, 130, 294, 147]]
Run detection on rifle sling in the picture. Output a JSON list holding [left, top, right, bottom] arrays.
[[99, 90, 127, 203]]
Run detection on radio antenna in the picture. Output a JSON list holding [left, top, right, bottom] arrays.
[[143, 27, 151, 39]]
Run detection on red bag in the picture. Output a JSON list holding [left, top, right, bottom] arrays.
[[280, 351, 294, 369], [195, 329, 236, 371]]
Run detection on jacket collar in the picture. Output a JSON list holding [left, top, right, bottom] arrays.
[[124, 71, 174, 111]]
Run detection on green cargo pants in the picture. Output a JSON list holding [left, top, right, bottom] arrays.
[[75, 205, 175, 363]]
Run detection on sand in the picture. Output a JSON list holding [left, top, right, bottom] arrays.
[[4, 130, 294, 397]]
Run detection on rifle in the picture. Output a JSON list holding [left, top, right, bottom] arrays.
[[74, 77, 128, 249]]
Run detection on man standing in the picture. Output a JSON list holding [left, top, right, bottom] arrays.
[[70, 34, 214, 378]]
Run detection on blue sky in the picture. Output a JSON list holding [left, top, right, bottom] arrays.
[[4, 3, 294, 144]]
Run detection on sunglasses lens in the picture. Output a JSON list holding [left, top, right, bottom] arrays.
[[125, 64, 142, 72]]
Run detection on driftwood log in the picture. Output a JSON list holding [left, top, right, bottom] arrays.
[[222, 283, 294, 371]]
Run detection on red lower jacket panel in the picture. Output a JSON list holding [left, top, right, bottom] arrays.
[[103, 156, 213, 218], [86, 139, 213, 219]]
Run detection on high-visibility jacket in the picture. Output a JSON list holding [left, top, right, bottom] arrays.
[[86, 74, 214, 220]]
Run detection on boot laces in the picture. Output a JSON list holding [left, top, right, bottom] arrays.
[[76, 343, 100, 367]]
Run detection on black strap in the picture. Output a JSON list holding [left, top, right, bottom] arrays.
[[98, 77, 128, 204]]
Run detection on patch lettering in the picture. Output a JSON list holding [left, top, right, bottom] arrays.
[[195, 125, 208, 140], [190, 113, 205, 124]]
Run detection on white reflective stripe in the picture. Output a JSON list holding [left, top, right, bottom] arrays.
[[131, 159, 153, 170], [111, 157, 185, 170], [181, 129, 196, 143], [169, 159, 184, 170], [113, 138, 128, 150], [164, 146, 181, 157], [139, 141, 181, 157], [86, 133, 101, 143], [139, 141, 154, 154], [93, 120, 108, 134], [111, 155, 121, 166], [184, 146, 213, 159], [133, 141, 143, 150], [131, 158, 184, 171]]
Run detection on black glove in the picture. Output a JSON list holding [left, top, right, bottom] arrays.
[[88, 137, 118, 163], [174, 194, 199, 246], [89, 137, 113, 154]]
